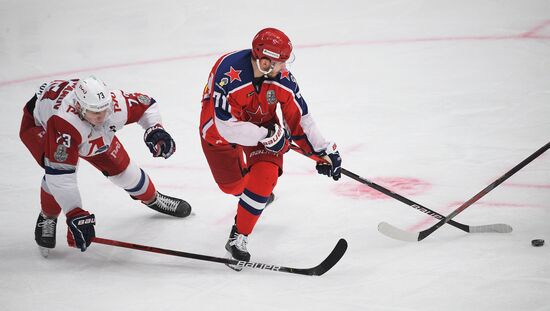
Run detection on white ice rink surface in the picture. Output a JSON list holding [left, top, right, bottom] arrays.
[[1, 1, 549, 310]]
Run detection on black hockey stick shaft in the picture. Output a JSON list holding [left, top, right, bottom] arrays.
[[93, 237, 347, 276], [416, 141, 550, 240], [290, 144, 472, 232]]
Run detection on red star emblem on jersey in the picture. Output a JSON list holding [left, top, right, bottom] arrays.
[[225, 66, 242, 83], [280, 69, 290, 80], [245, 104, 270, 123]]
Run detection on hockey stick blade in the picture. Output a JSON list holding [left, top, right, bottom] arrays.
[[468, 223, 513, 233], [291, 238, 348, 276], [378, 222, 513, 242], [378, 221, 513, 242], [378, 222, 420, 242], [94, 237, 347, 276]]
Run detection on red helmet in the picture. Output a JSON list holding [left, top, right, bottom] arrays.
[[252, 28, 293, 62]]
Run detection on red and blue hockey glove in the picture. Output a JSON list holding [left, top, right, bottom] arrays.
[[316, 142, 342, 181], [260, 123, 289, 154], [144, 124, 176, 159], [66, 208, 96, 252]]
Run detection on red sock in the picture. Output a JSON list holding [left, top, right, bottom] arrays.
[[40, 187, 61, 218], [132, 177, 157, 202], [235, 162, 278, 235]]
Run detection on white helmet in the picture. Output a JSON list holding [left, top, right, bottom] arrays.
[[74, 76, 112, 114]]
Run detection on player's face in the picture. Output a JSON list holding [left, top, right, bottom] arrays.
[[255, 56, 293, 77], [84, 110, 108, 126], [267, 61, 286, 77], [257, 58, 273, 72]]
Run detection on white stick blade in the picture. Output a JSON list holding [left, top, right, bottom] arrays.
[[469, 223, 513, 233], [378, 222, 420, 242]]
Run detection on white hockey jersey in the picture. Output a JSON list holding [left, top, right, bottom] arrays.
[[33, 79, 162, 214]]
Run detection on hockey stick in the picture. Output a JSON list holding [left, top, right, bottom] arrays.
[[290, 144, 511, 234], [379, 141, 550, 242], [93, 237, 347, 276]]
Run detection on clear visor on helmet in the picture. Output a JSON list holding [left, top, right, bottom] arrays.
[[271, 53, 295, 70], [257, 53, 296, 75]]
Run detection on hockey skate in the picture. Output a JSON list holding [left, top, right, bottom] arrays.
[[225, 225, 251, 271], [146, 192, 191, 218], [266, 193, 275, 207], [35, 212, 57, 258]]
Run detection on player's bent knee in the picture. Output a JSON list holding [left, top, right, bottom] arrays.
[[249, 161, 279, 185], [108, 161, 143, 189], [218, 179, 245, 196]]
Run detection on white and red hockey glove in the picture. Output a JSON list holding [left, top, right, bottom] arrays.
[[260, 123, 290, 154]]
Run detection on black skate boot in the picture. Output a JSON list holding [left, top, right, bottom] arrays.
[[266, 193, 275, 207], [225, 225, 250, 271], [146, 192, 191, 218], [34, 212, 57, 258]]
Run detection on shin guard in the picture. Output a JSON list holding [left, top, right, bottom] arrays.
[[235, 162, 278, 235]]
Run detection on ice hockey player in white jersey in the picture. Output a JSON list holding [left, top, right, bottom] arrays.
[[19, 76, 191, 257]]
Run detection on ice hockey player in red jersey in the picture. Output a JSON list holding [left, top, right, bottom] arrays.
[[19, 76, 191, 257], [199, 28, 342, 270]]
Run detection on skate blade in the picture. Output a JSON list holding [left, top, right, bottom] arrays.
[[39, 246, 51, 258], [225, 263, 244, 272], [225, 251, 243, 272]]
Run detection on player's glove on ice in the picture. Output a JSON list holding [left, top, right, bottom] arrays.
[[66, 208, 96, 252], [260, 123, 289, 154], [144, 124, 176, 159], [316, 142, 342, 181]]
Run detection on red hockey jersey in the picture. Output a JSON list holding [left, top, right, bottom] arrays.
[[200, 49, 331, 155]]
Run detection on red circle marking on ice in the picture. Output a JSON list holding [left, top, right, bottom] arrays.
[[333, 177, 431, 199]]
